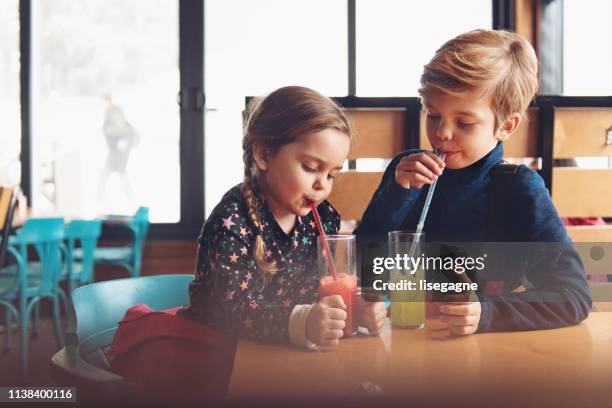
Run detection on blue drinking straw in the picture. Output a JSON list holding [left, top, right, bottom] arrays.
[[406, 151, 446, 270]]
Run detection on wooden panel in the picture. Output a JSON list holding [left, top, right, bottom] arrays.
[[142, 240, 198, 276], [553, 108, 612, 158], [552, 168, 612, 217], [0, 187, 12, 230], [567, 226, 612, 243], [96, 240, 198, 278], [506, 108, 538, 157], [515, 0, 536, 48], [345, 109, 407, 159], [419, 108, 538, 157], [419, 110, 430, 150], [328, 172, 383, 221]]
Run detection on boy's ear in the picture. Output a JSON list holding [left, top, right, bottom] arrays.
[[495, 113, 521, 141], [252, 143, 269, 172]]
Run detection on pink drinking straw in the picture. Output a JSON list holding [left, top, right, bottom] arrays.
[[310, 203, 337, 281]]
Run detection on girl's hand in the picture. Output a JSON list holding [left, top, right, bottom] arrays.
[[306, 295, 347, 347], [438, 301, 482, 336], [395, 152, 445, 189], [358, 301, 387, 336]]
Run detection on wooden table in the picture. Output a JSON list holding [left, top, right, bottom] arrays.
[[228, 313, 612, 406]]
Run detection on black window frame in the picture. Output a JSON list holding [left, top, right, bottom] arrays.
[[18, 0, 204, 240], [27, 0, 606, 239]]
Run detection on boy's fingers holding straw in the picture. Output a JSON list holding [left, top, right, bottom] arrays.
[[399, 152, 444, 175], [396, 153, 445, 189], [411, 161, 438, 181], [428, 151, 446, 168], [421, 152, 446, 174]]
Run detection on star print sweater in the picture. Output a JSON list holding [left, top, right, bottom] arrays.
[[354, 142, 591, 332], [179, 184, 340, 345]]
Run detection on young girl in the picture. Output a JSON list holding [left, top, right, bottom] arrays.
[[179, 86, 386, 348]]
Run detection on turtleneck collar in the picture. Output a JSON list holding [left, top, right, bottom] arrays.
[[439, 142, 504, 183]]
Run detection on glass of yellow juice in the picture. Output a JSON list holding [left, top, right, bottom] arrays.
[[388, 231, 425, 329]]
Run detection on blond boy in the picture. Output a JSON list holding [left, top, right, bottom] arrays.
[[355, 30, 590, 334]]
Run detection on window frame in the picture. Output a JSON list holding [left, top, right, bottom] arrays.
[[19, 0, 204, 240], [23, 0, 606, 240]]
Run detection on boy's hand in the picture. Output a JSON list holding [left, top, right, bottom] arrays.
[[438, 301, 482, 336], [306, 295, 347, 347], [395, 152, 445, 189], [358, 301, 387, 336]]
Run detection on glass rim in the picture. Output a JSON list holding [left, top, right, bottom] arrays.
[[388, 230, 424, 237], [317, 234, 355, 241]]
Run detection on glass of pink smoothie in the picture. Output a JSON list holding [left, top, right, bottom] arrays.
[[317, 234, 358, 337]]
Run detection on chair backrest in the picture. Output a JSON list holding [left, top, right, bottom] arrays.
[[71, 274, 192, 341], [548, 107, 612, 312], [0, 187, 17, 269], [17, 218, 65, 295], [550, 107, 612, 243], [65, 219, 102, 285]]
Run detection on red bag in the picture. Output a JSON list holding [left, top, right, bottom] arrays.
[[108, 304, 237, 403]]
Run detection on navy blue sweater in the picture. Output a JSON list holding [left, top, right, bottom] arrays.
[[354, 142, 591, 332]]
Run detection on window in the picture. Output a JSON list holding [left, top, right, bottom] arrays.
[[356, 0, 492, 96], [204, 0, 347, 215], [32, 0, 180, 222], [0, 0, 21, 188], [563, 0, 612, 95]]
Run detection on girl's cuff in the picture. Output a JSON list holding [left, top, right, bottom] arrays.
[[288, 304, 318, 350]]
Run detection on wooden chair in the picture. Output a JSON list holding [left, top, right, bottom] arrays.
[[327, 99, 611, 311], [550, 107, 612, 242], [549, 107, 612, 310]]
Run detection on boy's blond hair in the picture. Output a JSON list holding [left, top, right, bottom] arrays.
[[419, 29, 538, 138]]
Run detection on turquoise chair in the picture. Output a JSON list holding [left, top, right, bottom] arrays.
[[74, 207, 149, 278], [0, 217, 66, 380], [63, 220, 102, 293], [51, 274, 192, 398]]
